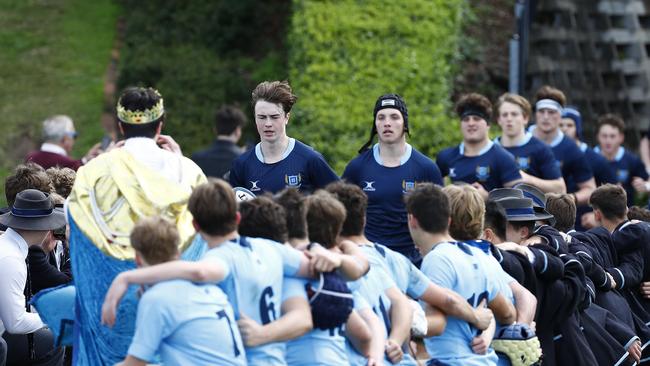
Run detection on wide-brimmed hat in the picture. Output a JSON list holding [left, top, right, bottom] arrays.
[[0, 189, 66, 231], [514, 183, 555, 222], [488, 188, 524, 202], [498, 197, 539, 222]]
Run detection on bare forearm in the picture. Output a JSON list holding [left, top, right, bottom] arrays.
[[358, 309, 385, 361], [388, 297, 413, 345], [422, 285, 477, 326], [522, 174, 566, 194], [338, 254, 369, 281], [574, 180, 596, 205], [261, 306, 312, 343], [511, 283, 537, 325], [121, 261, 224, 285]]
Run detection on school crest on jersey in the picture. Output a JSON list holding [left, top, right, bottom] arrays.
[[449, 168, 457, 178], [285, 174, 302, 188], [476, 166, 490, 182], [517, 156, 530, 171], [402, 180, 415, 193], [617, 169, 629, 183]]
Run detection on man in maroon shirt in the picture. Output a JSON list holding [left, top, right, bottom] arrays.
[[25, 115, 101, 170]]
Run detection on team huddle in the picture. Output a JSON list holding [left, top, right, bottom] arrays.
[[4, 80, 650, 366]]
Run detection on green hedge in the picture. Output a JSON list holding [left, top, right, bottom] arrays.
[[117, 0, 291, 152], [288, 0, 465, 173], [0, 0, 117, 204]]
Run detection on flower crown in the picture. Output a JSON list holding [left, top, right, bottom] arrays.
[[116, 91, 164, 125]]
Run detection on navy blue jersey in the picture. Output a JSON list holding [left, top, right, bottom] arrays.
[[594, 146, 649, 206], [579, 143, 617, 186], [436, 141, 521, 191], [229, 138, 339, 194], [343, 144, 442, 262], [495, 133, 561, 180], [543, 131, 593, 193]]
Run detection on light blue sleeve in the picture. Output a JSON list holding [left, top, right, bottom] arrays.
[[202, 248, 232, 281], [273, 243, 304, 276], [420, 250, 456, 290], [354, 291, 370, 311], [282, 277, 308, 302], [127, 293, 171, 362], [389, 251, 431, 298]]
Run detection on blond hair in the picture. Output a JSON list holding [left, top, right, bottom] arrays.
[[442, 184, 485, 240], [130, 216, 180, 265], [496, 93, 532, 119]]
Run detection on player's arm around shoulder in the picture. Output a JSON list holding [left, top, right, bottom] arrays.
[[101, 259, 226, 327]]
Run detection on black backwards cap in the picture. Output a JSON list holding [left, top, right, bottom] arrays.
[[358, 94, 409, 153]]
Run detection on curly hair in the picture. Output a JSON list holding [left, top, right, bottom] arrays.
[[46, 167, 76, 198], [5, 163, 53, 206]]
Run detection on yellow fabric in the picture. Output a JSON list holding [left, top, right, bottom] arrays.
[[67, 148, 207, 260]]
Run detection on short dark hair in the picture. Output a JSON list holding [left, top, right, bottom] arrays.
[[131, 216, 179, 265], [628, 206, 650, 222], [251, 80, 298, 114], [238, 196, 288, 243], [306, 191, 346, 249], [484, 200, 507, 242], [597, 114, 625, 134], [275, 188, 308, 240], [509, 220, 536, 238], [5, 163, 53, 206], [404, 183, 450, 234], [325, 181, 367, 236], [188, 178, 238, 236], [215, 105, 246, 136], [589, 184, 627, 221], [534, 85, 567, 107], [545, 193, 576, 232], [117, 87, 164, 138]]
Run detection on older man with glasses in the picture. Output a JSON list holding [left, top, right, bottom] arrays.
[[25, 115, 102, 170]]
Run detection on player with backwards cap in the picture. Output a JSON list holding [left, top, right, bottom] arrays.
[[343, 93, 442, 265]]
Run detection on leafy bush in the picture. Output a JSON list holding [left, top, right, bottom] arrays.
[[117, 0, 290, 151], [288, 0, 465, 173]]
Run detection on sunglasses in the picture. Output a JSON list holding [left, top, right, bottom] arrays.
[[65, 131, 78, 139]]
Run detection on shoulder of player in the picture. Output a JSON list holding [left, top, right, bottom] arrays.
[[408, 148, 437, 167], [345, 149, 374, 168], [436, 145, 458, 160]]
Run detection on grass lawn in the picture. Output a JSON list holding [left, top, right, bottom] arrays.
[[0, 0, 118, 205]]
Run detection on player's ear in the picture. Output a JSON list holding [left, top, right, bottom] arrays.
[[235, 211, 241, 225], [407, 213, 417, 229]]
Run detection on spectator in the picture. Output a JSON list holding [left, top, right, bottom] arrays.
[[0, 189, 66, 366], [45, 167, 76, 198], [25, 115, 101, 170], [192, 105, 246, 179]]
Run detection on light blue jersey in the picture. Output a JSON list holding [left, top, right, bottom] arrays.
[[360, 243, 430, 298], [420, 241, 501, 366], [204, 236, 303, 366], [286, 276, 351, 366], [346, 266, 420, 366], [128, 280, 246, 366]]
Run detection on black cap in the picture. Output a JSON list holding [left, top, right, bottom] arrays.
[[358, 94, 409, 153]]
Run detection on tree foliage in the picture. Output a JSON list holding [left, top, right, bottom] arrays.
[[288, 0, 465, 173]]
